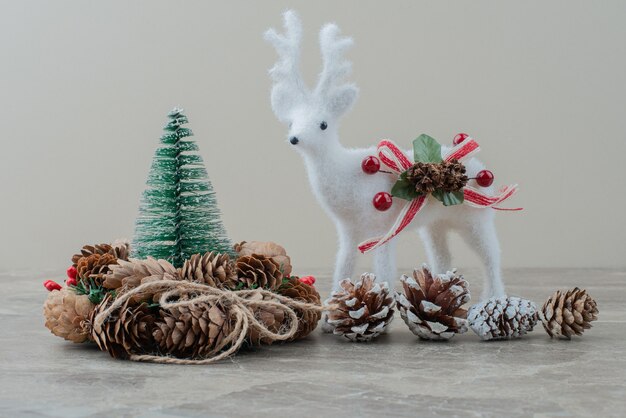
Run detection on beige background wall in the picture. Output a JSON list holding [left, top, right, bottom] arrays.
[[1, 1, 625, 273]]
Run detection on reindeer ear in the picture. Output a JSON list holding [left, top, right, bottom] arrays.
[[270, 85, 300, 123], [326, 84, 358, 117]]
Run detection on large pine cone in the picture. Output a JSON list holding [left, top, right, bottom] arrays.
[[540, 288, 598, 339], [235, 254, 283, 291], [396, 266, 470, 340], [179, 252, 237, 289], [234, 241, 292, 276], [71, 241, 130, 267], [90, 294, 157, 359], [153, 302, 233, 358], [327, 273, 395, 342], [76, 253, 118, 286], [468, 297, 538, 340], [277, 276, 322, 340], [102, 257, 180, 302], [43, 288, 95, 343]]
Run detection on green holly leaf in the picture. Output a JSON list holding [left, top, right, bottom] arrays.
[[432, 189, 464, 206], [391, 173, 421, 201], [413, 134, 443, 163]]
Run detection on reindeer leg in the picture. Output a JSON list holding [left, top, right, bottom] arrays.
[[372, 239, 397, 288], [322, 224, 357, 333], [419, 223, 452, 275], [460, 218, 506, 300]]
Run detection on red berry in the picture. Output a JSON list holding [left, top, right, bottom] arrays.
[[373, 192, 393, 211], [43, 280, 62, 292], [361, 156, 381, 174], [66, 265, 77, 280], [453, 133, 469, 146], [299, 276, 316, 286], [66, 277, 77, 287], [475, 170, 494, 187]]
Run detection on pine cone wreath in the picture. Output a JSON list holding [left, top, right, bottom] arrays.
[[103, 257, 180, 302], [396, 265, 470, 340], [235, 254, 283, 291], [327, 273, 395, 342], [276, 276, 322, 340], [179, 252, 237, 290], [234, 241, 292, 276], [467, 297, 538, 341], [43, 287, 95, 343], [540, 288, 598, 339], [76, 253, 119, 287], [153, 302, 234, 359], [90, 294, 157, 359]]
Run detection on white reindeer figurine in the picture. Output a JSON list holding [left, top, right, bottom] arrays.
[[265, 11, 511, 304]]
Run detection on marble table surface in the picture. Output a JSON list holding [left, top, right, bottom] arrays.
[[1, 268, 624, 417]]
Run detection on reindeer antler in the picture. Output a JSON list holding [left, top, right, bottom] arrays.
[[314, 23, 354, 99], [264, 11, 309, 120]]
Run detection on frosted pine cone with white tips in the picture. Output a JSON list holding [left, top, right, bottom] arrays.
[[468, 296, 538, 340], [326, 273, 395, 342], [396, 265, 470, 340]]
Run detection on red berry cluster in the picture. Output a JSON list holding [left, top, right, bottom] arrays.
[[362, 133, 496, 211], [43, 265, 79, 292]]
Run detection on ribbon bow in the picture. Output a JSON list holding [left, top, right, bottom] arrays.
[[358, 137, 520, 254]]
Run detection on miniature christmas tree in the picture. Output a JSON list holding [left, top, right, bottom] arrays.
[[131, 108, 235, 267]]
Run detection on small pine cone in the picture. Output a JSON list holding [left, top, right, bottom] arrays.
[[71, 241, 129, 267], [179, 252, 237, 289], [43, 287, 95, 343], [327, 273, 395, 342], [276, 277, 322, 340], [90, 294, 157, 359], [153, 302, 233, 358], [396, 266, 470, 340], [235, 254, 283, 291], [406, 162, 442, 194], [76, 253, 118, 287], [468, 297, 538, 340], [540, 288, 598, 339], [234, 241, 292, 276], [440, 159, 468, 192], [102, 257, 180, 302]]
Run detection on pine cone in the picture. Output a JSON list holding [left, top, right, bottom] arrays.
[[439, 159, 468, 192], [235, 254, 283, 291], [179, 252, 237, 289], [277, 276, 322, 340], [244, 292, 288, 345], [153, 302, 233, 358], [396, 266, 470, 340], [76, 253, 118, 286], [102, 257, 180, 302], [234, 241, 292, 276], [468, 297, 538, 340], [90, 294, 157, 359], [327, 273, 395, 342], [540, 288, 598, 339], [43, 288, 95, 343], [406, 162, 442, 194], [71, 241, 129, 267]]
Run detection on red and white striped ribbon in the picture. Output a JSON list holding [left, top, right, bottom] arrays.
[[357, 137, 520, 254]]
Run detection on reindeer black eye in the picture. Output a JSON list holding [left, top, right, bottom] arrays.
[[320, 121, 328, 130]]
